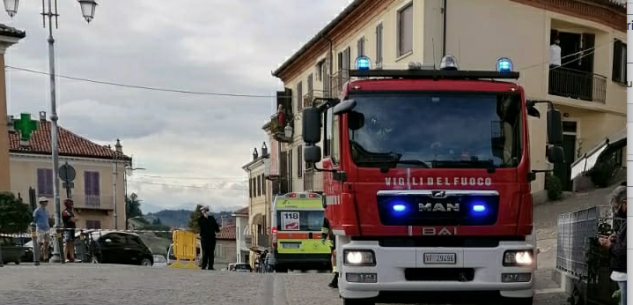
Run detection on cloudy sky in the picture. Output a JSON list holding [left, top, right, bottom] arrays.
[[3, 0, 350, 213]]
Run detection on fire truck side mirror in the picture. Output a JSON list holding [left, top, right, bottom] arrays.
[[546, 145, 565, 164], [302, 107, 322, 144], [304, 145, 322, 163], [546, 109, 563, 145]]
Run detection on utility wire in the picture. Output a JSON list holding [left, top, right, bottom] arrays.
[[5, 65, 281, 98], [134, 174, 247, 180], [129, 180, 247, 190]]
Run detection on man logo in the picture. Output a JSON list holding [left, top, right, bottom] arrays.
[[432, 191, 447, 198], [419, 203, 460, 212]]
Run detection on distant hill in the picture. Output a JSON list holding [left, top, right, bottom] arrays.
[[145, 209, 234, 228]]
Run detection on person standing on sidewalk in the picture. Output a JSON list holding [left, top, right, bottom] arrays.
[[61, 199, 78, 263], [321, 217, 337, 288], [198, 206, 220, 270], [33, 197, 51, 261], [599, 186, 627, 305]]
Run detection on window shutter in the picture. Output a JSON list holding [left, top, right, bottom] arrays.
[[37, 169, 45, 194], [297, 145, 303, 178], [93, 172, 100, 196], [376, 23, 383, 67], [84, 172, 91, 195], [613, 40, 622, 83]]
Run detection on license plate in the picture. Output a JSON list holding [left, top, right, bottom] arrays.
[[423, 253, 456, 264], [282, 243, 301, 249]]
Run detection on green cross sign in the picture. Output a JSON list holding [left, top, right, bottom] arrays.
[[13, 113, 39, 141]]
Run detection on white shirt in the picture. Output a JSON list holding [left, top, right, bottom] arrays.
[[611, 271, 627, 281], [550, 44, 561, 66]]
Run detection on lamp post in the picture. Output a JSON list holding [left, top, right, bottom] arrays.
[[124, 166, 145, 230], [3, 0, 98, 263]]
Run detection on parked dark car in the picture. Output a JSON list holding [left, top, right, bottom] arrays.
[[90, 232, 154, 266]]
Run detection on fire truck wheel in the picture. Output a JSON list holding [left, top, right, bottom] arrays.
[[500, 296, 533, 305], [342, 298, 375, 305]]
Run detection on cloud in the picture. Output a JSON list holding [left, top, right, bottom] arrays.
[[3, 0, 349, 211]]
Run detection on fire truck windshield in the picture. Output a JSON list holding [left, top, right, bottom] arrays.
[[347, 92, 523, 169]]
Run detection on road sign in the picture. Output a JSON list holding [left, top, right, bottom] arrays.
[[59, 163, 76, 182]]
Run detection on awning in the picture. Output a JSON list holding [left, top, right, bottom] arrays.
[[570, 128, 626, 180]]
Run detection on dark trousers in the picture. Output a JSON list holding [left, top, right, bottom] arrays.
[[200, 239, 216, 270]]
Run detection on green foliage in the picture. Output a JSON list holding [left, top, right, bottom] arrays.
[[589, 159, 617, 188], [126, 193, 143, 219], [545, 173, 563, 201], [0, 192, 32, 234], [188, 204, 204, 234]]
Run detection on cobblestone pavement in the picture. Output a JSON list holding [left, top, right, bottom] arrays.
[[0, 264, 568, 305]]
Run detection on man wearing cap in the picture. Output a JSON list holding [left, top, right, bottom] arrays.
[[33, 197, 51, 261], [198, 205, 220, 270]]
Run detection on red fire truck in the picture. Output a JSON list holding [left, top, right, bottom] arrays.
[[300, 55, 565, 305]]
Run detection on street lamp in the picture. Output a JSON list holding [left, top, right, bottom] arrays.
[[3, 0, 99, 264]]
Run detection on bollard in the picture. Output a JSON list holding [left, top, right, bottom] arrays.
[[30, 222, 40, 266]]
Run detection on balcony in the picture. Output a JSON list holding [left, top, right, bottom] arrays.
[[73, 195, 114, 211], [303, 90, 329, 108], [548, 67, 606, 104], [244, 234, 253, 246], [256, 233, 270, 248], [330, 69, 350, 98]]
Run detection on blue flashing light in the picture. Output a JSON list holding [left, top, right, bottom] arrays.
[[496, 58, 513, 72], [356, 56, 371, 71], [472, 204, 487, 213], [392, 204, 407, 213]]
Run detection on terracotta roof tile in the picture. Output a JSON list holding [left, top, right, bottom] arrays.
[[9, 120, 130, 160], [233, 207, 249, 215], [216, 225, 236, 240]]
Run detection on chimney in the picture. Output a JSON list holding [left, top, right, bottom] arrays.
[[115, 139, 123, 153], [39, 111, 46, 121], [252, 147, 258, 160], [261, 142, 268, 156]]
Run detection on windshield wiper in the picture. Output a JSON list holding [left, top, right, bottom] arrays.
[[428, 159, 497, 173]]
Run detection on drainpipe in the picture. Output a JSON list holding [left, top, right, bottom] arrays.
[[442, 0, 447, 57], [323, 35, 334, 98]]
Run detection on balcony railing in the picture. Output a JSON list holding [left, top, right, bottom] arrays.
[[244, 234, 252, 246], [331, 69, 350, 98], [74, 195, 114, 210], [303, 90, 328, 108], [548, 67, 606, 103], [257, 233, 270, 248]]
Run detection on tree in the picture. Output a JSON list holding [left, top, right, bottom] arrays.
[[126, 193, 143, 218], [0, 192, 32, 234], [188, 204, 204, 234]]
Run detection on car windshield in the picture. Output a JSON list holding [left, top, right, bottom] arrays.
[[347, 92, 523, 169]]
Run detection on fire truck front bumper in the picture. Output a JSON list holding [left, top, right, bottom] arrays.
[[338, 240, 534, 302]]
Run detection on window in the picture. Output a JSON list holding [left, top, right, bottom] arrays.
[[613, 39, 627, 84], [101, 233, 125, 246], [86, 220, 101, 229], [296, 81, 303, 111], [316, 61, 324, 81], [249, 178, 253, 198], [397, 2, 413, 57], [261, 174, 266, 195], [84, 171, 100, 207], [332, 113, 340, 164], [37, 168, 53, 196], [276, 210, 324, 231], [376, 23, 383, 68], [357, 36, 365, 57], [324, 108, 333, 157], [257, 175, 261, 197], [297, 145, 303, 178], [307, 74, 313, 105]]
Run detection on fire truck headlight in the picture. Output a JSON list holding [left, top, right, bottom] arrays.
[[503, 250, 533, 267], [344, 250, 376, 266]]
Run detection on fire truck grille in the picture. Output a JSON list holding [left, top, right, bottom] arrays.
[[376, 193, 499, 226], [404, 268, 475, 282]]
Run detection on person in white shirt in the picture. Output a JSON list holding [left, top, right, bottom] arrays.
[[550, 39, 562, 67]]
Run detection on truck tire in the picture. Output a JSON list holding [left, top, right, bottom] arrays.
[[343, 298, 376, 305], [500, 297, 533, 305]]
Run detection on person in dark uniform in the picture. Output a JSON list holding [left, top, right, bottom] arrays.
[[321, 217, 338, 288], [61, 199, 78, 262], [198, 206, 220, 270]]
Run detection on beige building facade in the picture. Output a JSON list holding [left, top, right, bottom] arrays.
[[271, 0, 626, 197], [8, 112, 130, 230], [0, 24, 25, 192]]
